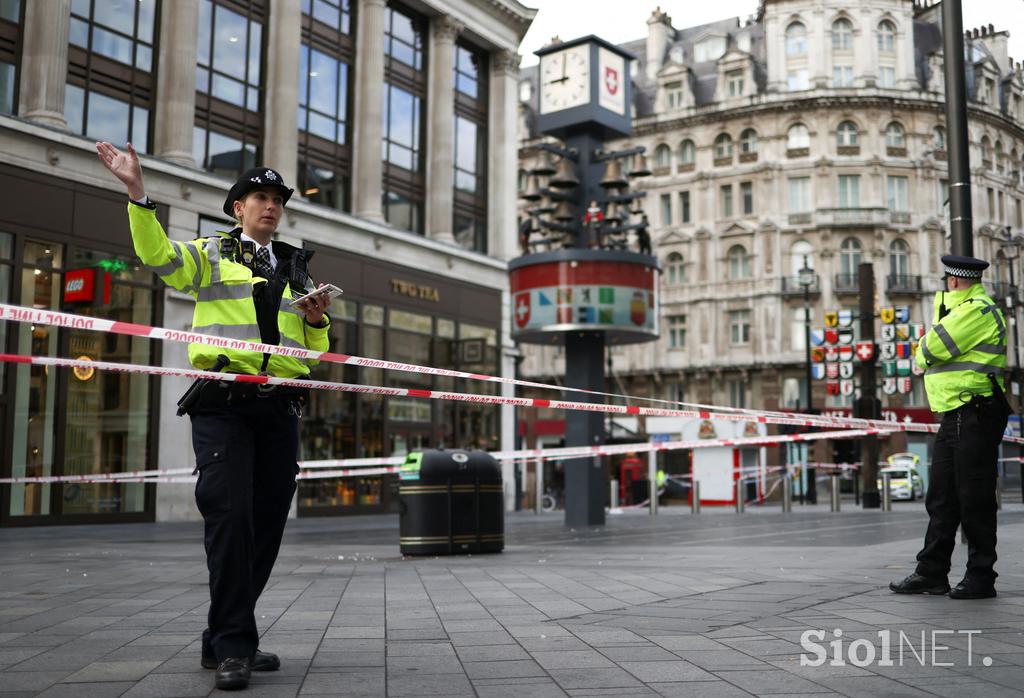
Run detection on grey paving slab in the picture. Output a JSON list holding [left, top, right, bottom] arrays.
[[2, 506, 1024, 696]]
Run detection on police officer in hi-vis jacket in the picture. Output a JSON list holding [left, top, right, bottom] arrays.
[[97, 141, 332, 690], [890, 254, 1011, 600]]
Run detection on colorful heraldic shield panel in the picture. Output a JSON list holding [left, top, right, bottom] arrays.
[[510, 259, 659, 343]]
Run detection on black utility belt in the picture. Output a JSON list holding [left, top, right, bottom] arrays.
[[197, 377, 309, 409]]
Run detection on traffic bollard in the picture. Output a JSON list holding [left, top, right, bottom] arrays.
[[782, 473, 792, 512], [691, 480, 701, 514], [610, 479, 619, 510], [830, 474, 841, 512], [648, 450, 658, 516], [535, 459, 544, 514], [735, 478, 745, 513], [881, 473, 891, 512]]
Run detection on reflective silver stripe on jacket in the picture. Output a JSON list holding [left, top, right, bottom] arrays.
[[280, 336, 306, 350], [190, 323, 262, 341], [145, 251, 184, 277], [280, 295, 305, 317], [926, 360, 1003, 375], [196, 283, 252, 302], [206, 239, 222, 285], [934, 325, 960, 357], [920, 338, 939, 364]]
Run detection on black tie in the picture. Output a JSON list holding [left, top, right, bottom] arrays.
[[254, 246, 274, 279]]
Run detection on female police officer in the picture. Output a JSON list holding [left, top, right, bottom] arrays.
[[96, 141, 331, 690]]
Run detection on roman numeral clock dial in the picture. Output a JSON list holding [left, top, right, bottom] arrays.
[[540, 47, 590, 113]]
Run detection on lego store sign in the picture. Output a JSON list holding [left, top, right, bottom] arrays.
[[63, 268, 111, 305]]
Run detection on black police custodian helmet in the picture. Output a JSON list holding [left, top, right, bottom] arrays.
[[941, 254, 989, 279], [222, 167, 294, 217]]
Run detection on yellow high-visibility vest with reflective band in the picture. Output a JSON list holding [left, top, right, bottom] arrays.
[[128, 203, 329, 377], [915, 283, 1006, 413]]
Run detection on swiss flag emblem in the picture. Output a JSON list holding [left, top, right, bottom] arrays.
[[605, 66, 619, 95], [514, 293, 531, 328], [855, 341, 875, 361]]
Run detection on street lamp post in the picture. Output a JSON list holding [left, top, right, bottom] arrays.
[[798, 256, 817, 504], [1002, 230, 1021, 409]]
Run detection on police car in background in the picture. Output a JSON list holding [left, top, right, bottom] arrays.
[[877, 452, 925, 501]]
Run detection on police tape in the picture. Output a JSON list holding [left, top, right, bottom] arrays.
[[0, 429, 888, 485], [0, 351, 941, 440], [0, 302, 936, 430]]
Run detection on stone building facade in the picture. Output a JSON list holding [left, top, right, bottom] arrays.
[[0, 0, 535, 525], [516, 0, 1024, 464]]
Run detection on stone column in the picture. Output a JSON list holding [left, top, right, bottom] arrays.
[[488, 48, 520, 260], [154, 0, 199, 165], [263, 0, 301, 185], [18, 0, 71, 128], [351, 0, 387, 222], [425, 15, 463, 244]]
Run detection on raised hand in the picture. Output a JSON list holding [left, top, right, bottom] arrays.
[[95, 141, 146, 200]]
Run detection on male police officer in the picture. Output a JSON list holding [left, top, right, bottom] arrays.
[[96, 142, 332, 690], [890, 254, 1011, 600]]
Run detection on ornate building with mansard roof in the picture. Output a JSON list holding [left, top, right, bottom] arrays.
[[516, 0, 1024, 448]]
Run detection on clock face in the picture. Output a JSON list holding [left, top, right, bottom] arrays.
[[539, 47, 591, 114]]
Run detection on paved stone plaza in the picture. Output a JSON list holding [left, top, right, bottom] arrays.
[[2, 502, 1024, 697]]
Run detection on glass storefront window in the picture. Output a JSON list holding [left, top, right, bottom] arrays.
[[0, 232, 11, 385]]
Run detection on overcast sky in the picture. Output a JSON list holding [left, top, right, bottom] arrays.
[[518, 1, 1024, 68]]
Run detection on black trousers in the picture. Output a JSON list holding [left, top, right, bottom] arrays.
[[191, 396, 300, 661], [915, 398, 1007, 584]]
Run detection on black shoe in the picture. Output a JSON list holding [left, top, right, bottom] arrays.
[[203, 649, 280, 671], [889, 573, 950, 595], [215, 657, 250, 691], [949, 579, 997, 599]]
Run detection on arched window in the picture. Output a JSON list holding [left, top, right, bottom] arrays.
[[889, 238, 910, 278], [995, 140, 1005, 172], [654, 143, 672, 169], [980, 135, 992, 167], [996, 250, 1009, 285], [885, 121, 905, 148], [714, 133, 733, 160], [832, 18, 853, 51], [836, 121, 858, 147], [786, 22, 807, 56], [932, 125, 946, 150], [679, 139, 696, 165], [839, 237, 862, 277], [740, 128, 758, 154], [727, 244, 750, 280], [787, 123, 810, 150], [519, 80, 532, 103], [665, 252, 684, 285], [790, 240, 814, 276], [877, 20, 896, 53]]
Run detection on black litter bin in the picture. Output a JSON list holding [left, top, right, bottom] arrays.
[[399, 449, 504, 555]]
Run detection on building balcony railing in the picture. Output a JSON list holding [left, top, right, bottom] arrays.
[[834, 272, 859, 293], [781, 274, 821, 296], [788, 212, 813, 225], [816, 207, 890, 227], [890, 211, 911, 224], [887, 274, 926, 295]]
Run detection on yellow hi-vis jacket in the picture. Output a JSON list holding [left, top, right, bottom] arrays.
[[915, 283, 1006, 413], [127, 202, 330, 377]]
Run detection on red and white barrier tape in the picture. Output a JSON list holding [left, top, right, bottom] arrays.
[[0, 303, 934, 430], [1, 430, 889, 486]]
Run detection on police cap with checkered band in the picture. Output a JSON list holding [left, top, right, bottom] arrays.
[[941, 254, 989, 279], [222, 167, 294, 217]]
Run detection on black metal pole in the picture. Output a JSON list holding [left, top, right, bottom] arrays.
[[1009, 257, 1021, 411], [803, 281, 816, 504], [857, 262, 881, 508], [942, 0, 973, 256]]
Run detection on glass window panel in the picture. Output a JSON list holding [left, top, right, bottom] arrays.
[[455, 171, 476, 192], [389, 309, 432, 333], [137, 0, 156, 43], [212, 4, 248, 77], [92, 25, 134, 65], [64, 83, 85, 134], [195, 66, 210, 92], [207, 130, 246, 176], [384, 190, 414, 230], [0, 233, 10, 384], [337, 63, 348, 140], [70, 0, 89, 16], [69, 17, 90, 48], [92, 0, 136, 36], [197, 0, 212, 66], [135, 44, 152, 72], [248, 20, 262, 83], [0, 0, 20, 22], [313, 0, 339, 28], [363, 303, 384, 326], [211, 73, 246, 106], [87, 90, 130, 144], [246, 85, 259, 111], [0, 62, 14, 115], [309, 112, 336, 141], [309, 48, 338, 115], [131, 105, 148, 152], [390, 11, 416, 45], [193, 125, 207, 168], [298, 45, 309, 105]]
